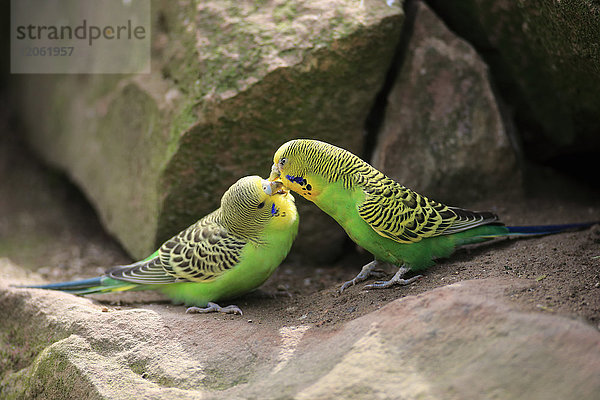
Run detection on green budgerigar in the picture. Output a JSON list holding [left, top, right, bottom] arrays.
[[268, 139, 596, 292], [20, 176, 299, 315]]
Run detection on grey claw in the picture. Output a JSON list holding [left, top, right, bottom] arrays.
[[364, 274, 423, 290], [186, 302, 243, 315], [339, 260, 383, 294], [339, 279, 357, 294], [364, 281, 391, 290]]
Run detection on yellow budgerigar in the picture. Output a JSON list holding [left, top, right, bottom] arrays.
[[20, 176, 298, 315]]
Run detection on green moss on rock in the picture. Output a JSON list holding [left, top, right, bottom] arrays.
[[15, 0, 404, 261]]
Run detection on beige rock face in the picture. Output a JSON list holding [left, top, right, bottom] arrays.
[[3, 260, 600, 400], [372, 2, 519, 204], [15, 0, 404, 262]]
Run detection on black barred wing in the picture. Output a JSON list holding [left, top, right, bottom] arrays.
[[108, 257, 179, 284], [356, 175, 499, 243], [442, 207, 499, 234], [109, 211, 245, 284]]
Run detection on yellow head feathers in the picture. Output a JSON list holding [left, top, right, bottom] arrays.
[[220, 175, 296, 239]]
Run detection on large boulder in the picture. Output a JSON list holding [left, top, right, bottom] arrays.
[[2, 261, 599, 399], [14, 0, 404, 262], [372, 2, 519, 203], [427, 0, 600, 158]]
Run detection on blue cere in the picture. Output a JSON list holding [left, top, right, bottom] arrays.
[[271, 203, 278, 216], [286, 174, 305, 185]]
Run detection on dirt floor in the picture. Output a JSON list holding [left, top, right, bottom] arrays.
[[2, 120, 599, 332]]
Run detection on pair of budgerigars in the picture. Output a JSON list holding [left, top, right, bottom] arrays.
[[23, 140, 596, 315]]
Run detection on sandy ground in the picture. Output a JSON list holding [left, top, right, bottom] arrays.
[[2, 126, 599, 332]]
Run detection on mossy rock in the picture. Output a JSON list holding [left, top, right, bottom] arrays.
[[14, 0, 404, 261], [427, 0, 600, 157]]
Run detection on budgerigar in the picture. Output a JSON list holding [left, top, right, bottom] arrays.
[[268, 139, 596, 292], [20, 176, 298, 315]]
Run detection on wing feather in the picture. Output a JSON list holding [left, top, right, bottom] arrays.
[[109, 211, 246, 284], [356, 172, 499, 243]]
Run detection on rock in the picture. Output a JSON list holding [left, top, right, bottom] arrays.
[[372, 2, 519, 203], [427, 0, 600, 158], [13, 0, 404, 262], [2, 259, 599, 399], [296, 278, 600, 400]]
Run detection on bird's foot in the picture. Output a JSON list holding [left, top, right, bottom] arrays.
[[186, 302, 243, 316], [339, 260, 387, 294], [363, 266, 422, 290]]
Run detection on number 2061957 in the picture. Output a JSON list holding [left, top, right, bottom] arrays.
[[23, 46, 74, 56]]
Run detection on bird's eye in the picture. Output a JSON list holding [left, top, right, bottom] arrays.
[[257, 201, 265, 209], [279, 158, 287, 167]]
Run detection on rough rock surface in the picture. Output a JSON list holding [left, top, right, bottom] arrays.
[[2, 130, 599, 399], [373, 2, 519, 203], [2, 262, 599, 400], [14, 0, 404, 262], [427, 0, 600, 156]]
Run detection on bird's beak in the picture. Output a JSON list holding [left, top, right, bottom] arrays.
[[269, 163, 281, 181], [262, 179, 286, 195]]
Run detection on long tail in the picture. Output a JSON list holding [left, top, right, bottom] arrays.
[[16, 251, 167, 295], [453, 221, 597, 246], [505, 221, 598, 235], [17, 275, 140, 295]]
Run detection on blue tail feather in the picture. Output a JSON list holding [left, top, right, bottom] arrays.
[[15, 256, 163, 295], [15, 276, 138, 295], [19, 276, 106, 291], [506, 221, 598, 236]]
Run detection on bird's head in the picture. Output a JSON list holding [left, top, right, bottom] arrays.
[[269, 139, 336, 199], [221, 175, 296, 237], [269, 139, 316, 186]]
